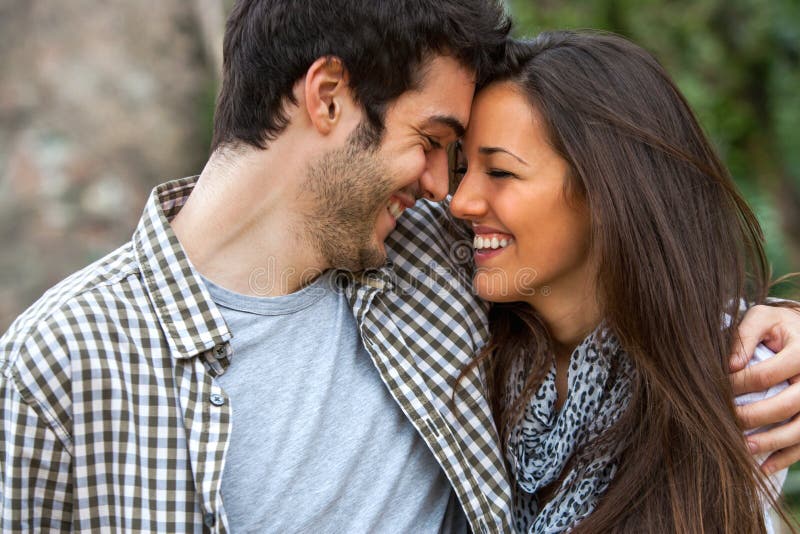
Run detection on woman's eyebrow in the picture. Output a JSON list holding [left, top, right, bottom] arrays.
[[478, 146, 529, 166]]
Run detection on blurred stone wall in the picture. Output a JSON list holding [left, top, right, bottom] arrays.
[[0, 1, 223, 330]]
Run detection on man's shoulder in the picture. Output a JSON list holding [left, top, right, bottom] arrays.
[[378, 199, 487, 330], [1, 241, 140, 367], [0, 241, 143, 450], [387, 198, 472, 270], [394, 198, 466, 240]]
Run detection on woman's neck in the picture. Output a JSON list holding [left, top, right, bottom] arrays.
[[528, 278, 601, 349], [525, 278, 602, 409]]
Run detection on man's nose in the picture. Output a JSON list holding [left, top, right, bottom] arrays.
[[419, 149, 450, 202]]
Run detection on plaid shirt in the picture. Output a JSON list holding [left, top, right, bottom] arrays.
[[0, 177, 513, 532]]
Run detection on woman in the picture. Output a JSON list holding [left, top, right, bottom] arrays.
[[450, 31, 794, 533]]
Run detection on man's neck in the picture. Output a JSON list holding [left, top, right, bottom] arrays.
[[170, 145, 328, 297]]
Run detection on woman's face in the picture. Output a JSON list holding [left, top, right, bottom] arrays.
[[450, 81, 594, 305]]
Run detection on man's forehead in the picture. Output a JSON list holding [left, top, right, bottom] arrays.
[[385, 55, 475, 132]]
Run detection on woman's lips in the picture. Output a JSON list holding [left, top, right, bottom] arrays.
[[472, 228, 514, 263], [472, 223, 514, 260]]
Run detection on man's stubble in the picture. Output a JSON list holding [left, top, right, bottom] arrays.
[[299, 125, 397, 273]]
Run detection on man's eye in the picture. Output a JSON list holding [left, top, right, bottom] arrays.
[[448, 141, 466, 193], [425, 136, 442, 150]]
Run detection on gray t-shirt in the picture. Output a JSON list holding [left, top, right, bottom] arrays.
[[204, 272, 466, 533]]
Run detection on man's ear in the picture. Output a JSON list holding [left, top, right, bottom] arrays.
[[304, 56, 351, 135]]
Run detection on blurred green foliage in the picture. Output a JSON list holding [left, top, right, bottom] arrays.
[[507, 0, 800, 294]]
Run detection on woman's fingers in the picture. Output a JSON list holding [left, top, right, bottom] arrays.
[[746, 413, 800, 456], [760, 443, 800, 476], [736, 382, 800, 430]]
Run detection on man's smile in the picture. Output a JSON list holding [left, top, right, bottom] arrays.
[[386, 193, 416, 220]]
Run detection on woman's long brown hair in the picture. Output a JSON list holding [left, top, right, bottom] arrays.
[[464, 31, 794, 533]]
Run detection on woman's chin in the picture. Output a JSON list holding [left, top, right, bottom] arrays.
[[472, 273, 523, 303]]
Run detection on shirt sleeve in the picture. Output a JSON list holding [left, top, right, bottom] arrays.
[[1, 372, 72, 532]]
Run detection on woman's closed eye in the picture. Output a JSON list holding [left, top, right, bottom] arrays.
[[451, 164, 516, 179], [487, 168, 515, 179]]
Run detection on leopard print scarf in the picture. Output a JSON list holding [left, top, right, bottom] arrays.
[[505, 327, 636, 533]]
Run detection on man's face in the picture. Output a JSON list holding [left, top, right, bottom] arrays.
[[302, 55, 476, 272]]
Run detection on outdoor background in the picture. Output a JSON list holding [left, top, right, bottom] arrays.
[[0, 0, 798, 522]]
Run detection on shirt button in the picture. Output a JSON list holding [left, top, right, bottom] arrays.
[[209, 393, 226, 406], [204, 512, 216, 527]]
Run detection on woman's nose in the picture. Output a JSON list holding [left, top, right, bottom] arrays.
[[449, 172, 487, 220]]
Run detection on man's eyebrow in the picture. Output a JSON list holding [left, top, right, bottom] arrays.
[[478, 146, 529, 166], [424, 115, 466, 139]]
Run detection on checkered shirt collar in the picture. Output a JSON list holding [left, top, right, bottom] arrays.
[[132, 176, 231, 358]]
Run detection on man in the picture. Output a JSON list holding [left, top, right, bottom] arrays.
[[2, 1, 799, 532]]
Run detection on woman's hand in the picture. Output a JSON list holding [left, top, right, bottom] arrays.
[[730, 304, 800, 473]]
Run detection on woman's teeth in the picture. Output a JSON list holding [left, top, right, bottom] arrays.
[[473, 235, 512, 250], [388, 200, 404, 218]]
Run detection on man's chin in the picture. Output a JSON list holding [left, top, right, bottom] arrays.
[[356, 242, 388, 272], [328, 242, 387, 273]]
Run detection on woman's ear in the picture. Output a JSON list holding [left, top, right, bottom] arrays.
[[303, 56, 350, 135]]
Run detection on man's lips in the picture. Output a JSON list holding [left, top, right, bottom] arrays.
[[387, 193, 416, 220], [392, 193, 416, 209]]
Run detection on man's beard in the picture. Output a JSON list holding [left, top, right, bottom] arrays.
[[300, 131, 397, 273]]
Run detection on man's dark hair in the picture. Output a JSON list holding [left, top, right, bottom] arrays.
[[210, 0, 511, 152]]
